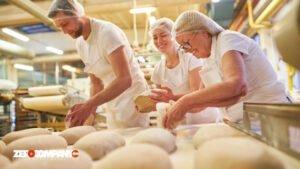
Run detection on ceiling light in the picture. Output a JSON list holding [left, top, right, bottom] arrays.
[[130, 7, 156, 14], [46, 46, 64, 55], [14, 64, 33, 71], [212, 0, 220, 3], [2, 28, 29, 42], [62, 65, 76, 72]]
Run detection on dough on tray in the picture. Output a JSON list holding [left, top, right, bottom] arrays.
[[130, 128, 176, 153], [195, 137, 284, 169], [2, 128, 52, 145], [73, 131, 125, 160], [59, 126, 96, 145], [193, 123, 243, 149], [93, 144, 173, 169]]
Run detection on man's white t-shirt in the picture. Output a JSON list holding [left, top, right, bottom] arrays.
[[76, 18, 149, 128]]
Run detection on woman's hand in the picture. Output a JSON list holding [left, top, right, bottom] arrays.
[[149, 86, 175, 103], [65, 101, 97, 128], [162, 99, 188, 129]]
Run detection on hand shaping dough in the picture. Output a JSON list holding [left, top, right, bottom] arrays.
[[2, 135, 67, 160], [2, 128, 52, 145], [3, 150, 92, 169], [134, 89, 167, 113], [193, 123, 243, 149], [156, 102, 184, 128], [93, 144, 173, 169], [73, 131, 125, 160], [0, 154, 10, 169], [130, 128, 176, 153], [195, 137, 285, 169], [59, 126, 96, 145]]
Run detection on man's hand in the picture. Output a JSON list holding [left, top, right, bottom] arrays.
[[162, 99, 188, 129], [65, 101, 97, 128]]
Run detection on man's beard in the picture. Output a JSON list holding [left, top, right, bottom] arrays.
[[74, 24, 83, 38]]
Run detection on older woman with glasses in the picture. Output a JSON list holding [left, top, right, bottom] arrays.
[[163, 11, 291, 129], [148, 18, 219, 125]]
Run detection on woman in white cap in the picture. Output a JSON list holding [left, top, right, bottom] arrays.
[[149, 18, 219, 124], [47, 0, 149, 128], [163, 11, 291, 129]]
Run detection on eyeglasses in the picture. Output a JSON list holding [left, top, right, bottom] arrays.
[[179, 41, 192, 50], [178, 33, 197, 50]]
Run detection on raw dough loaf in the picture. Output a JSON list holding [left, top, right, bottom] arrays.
[[130, 128, 176, 153], [2, 135, 67, 160], [94, 144, 173, 169], [4, 150, 92, 169], [2, 128, 51, 145], [0, 154, 10, 169], [156, 102, 184, 128], [193, 123, 243, 149], [0, 140, 6, 153], [195, 137, 284, 169], [135, 89, 167, 112], [59, 126, 96, 145], [73, 131, 125, 160]]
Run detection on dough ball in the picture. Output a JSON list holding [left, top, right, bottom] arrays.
[[195, 137, 284, 169], [0, 154, 10, 169], [2, 128, 52, 145], [59, 126, 96, 145], [2, 135, 67, 160], [73, 131, 125, 160], [0, 140, 6, 153], [4, 150, 92, 169], [193, 123, 243, 149], [94, 144, 173, 169], [135, 89, 167, 113], [130, 128, 176, 153]]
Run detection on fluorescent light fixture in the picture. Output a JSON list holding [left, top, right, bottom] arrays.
[[62, 65, 76, 72], [212, 0, 220, 3], [145, 64, 152, 68], [46, 46, 64, 55], [130, 7, 156, 14], [149, 16, 156, 26], [14, 64, 33, 71], [2, 28, 29, 42]]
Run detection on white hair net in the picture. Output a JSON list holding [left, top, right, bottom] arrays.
[[48, 0, 85, 19], [173, 10, 224, 38], [149, 18, 174, 36]]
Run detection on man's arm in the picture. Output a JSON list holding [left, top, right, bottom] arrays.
[[86, 45, 132, 107]]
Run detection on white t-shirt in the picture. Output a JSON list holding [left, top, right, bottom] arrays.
[[151, 50, 202, 94], [151, 51, 219, 124], [76, 18, 149, 128], [200, 30, 288, 122]]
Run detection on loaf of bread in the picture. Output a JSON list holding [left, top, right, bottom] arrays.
[[193, 123, 243, 149], [3, 150, 92, 169], [0, 140, 6, 153], [2, 128, 52, 145], [59, 126, 96, 145], [93, 144, 173, 169], [0, 154, 10, 169], [135, 89, 167, 113], [195, 137, 284, 169], [131, 128, 176, 153], [2, 135, 67, 160], [73, 131, 125, 160]]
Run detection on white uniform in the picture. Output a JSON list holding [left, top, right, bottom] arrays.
[[199, 30, 289, 122], [76, 19, 149, 128], [151, 50, 219, 124]]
